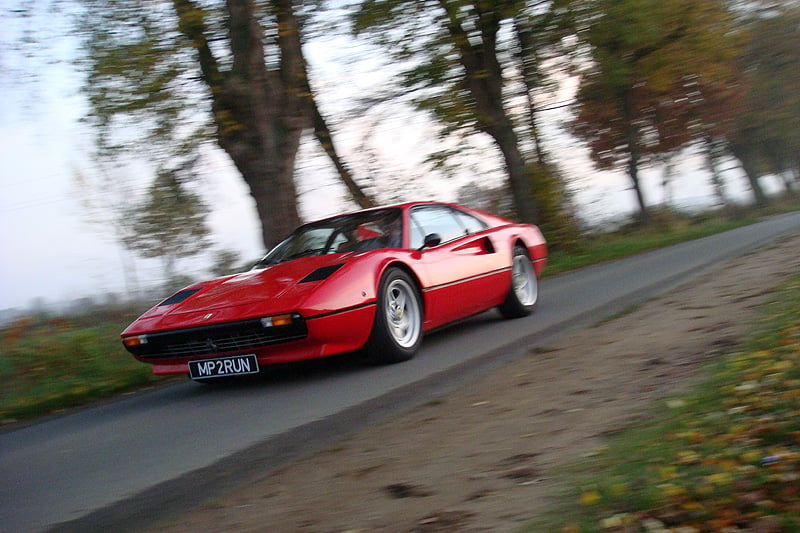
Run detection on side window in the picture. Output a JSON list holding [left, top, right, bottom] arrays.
[[409, 206, 468, 248], [453, 209, 488, 234]]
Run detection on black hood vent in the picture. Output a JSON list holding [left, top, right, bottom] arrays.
[[159, 288, 201, 306], [300, 263, 344, 283]]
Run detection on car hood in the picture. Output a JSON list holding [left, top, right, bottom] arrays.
[[186, 255, 349, 311], [176, 266, 300, 312], [125, 255, 349, 334]]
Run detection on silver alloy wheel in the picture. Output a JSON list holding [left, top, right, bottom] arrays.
[[384, 277, 421, 348], [512, 253, 538, 307]]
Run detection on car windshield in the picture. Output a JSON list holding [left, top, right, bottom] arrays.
[[254, 208, 403, 267]]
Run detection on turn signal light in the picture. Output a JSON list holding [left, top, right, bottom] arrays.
[[123, 335, 148, 347], [261, 314, 293, 328]]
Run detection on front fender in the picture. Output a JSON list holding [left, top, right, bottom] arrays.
[[298, 252, 417, 317]]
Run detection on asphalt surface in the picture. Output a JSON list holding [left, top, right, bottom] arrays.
[[2, 212, 799, 533]]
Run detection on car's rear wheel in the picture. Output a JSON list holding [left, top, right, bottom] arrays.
[[498, 244, 538, 318], [365, 267, 423, 364]]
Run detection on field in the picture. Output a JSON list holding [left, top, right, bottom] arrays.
[[0, 306, 169, 424]]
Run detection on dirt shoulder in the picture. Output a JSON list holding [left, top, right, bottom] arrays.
[[150, 231, 800, 533]]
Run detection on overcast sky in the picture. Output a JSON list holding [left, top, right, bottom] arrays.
[[0, 6, 777, 312]]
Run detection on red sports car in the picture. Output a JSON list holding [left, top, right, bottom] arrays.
[[121, 201, 547, 380]]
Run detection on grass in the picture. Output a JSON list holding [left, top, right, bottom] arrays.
[[544, 209, 758, 276], [0, 308, 171, 424], [1, 200, 798, 425], [528, 273, 800, 532]]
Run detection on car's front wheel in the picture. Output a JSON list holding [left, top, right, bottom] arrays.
[[364, 267, 423, 364], [498, 244, 538, 319]]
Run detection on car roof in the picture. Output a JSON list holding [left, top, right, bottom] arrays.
[[304, 201, 442, 225]]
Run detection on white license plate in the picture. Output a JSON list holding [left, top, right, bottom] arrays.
[[189, 355, 259, 380]]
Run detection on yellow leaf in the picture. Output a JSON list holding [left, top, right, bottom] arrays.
[[741, 450, 761, 463], [580, 490, 601, 506], [659, 466, 678, 480], [610, 483, 628, 496], [658, 483, 686, 498], [707, 472, 732, 485], [601, 515, 624, 529]]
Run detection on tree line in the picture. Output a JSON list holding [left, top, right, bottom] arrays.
[[14, 0, 800, 285]]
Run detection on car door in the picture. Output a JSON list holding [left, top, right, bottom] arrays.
[[410, 205, 506, 328]]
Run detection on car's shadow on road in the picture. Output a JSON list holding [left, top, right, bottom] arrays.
[[183, 309, 505, 394]]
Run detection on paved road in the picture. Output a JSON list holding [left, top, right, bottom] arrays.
[[2, 212, 799, 532]]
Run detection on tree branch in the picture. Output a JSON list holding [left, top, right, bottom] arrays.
[[172, 0, 224, 94]]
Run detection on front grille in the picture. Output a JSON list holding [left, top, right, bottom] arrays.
[[125, 315, 307, 359]]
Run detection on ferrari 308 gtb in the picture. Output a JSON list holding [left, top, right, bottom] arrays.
[[121, 201, 547, 381]]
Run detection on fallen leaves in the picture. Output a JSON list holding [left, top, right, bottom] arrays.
[[553, 275, 800, 532]]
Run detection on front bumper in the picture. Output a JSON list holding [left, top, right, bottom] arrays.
[[123, 304, 376, 375], [123, 314, 307, 359]]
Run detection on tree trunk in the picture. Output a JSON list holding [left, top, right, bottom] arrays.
[[628, 155, 649, 224], [704, 136, 734, 216], [173, 0, 306, 248], [622, 89, 650, 224], [779, 171, 797, 197], [273, 0, 377, 210], [225, 132, 303, 247], [513, 16, 546, 166], [660, 155, 675, 207], [487, 120, 538, 223], [729, 142, 767, 206], [438, 0, 538, 223], [312, 102, 377, 209]]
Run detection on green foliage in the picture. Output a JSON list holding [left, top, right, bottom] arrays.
[[209, 249, 244, 277], [0, 309, 168, 423], [530, 272, 800, 532], [569, 0, 743, 218], [78, 0, 207, 161], [121, 167, 211, 282], [76, 0, 338, 249], [526, 161, 582, 251], [544, 209, 759, 276], [358, 0, 569, 142], [352, 0, 574, 224], [732, 6, 800, 187], [545, 195, 799, 278], [352, 0, 493, 134]]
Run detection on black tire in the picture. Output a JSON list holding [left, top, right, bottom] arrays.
[[364, 268, 423, 364], [498, 244, 538, 319]]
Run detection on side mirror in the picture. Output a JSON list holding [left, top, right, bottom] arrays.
[[421, 233, 442, 250]]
